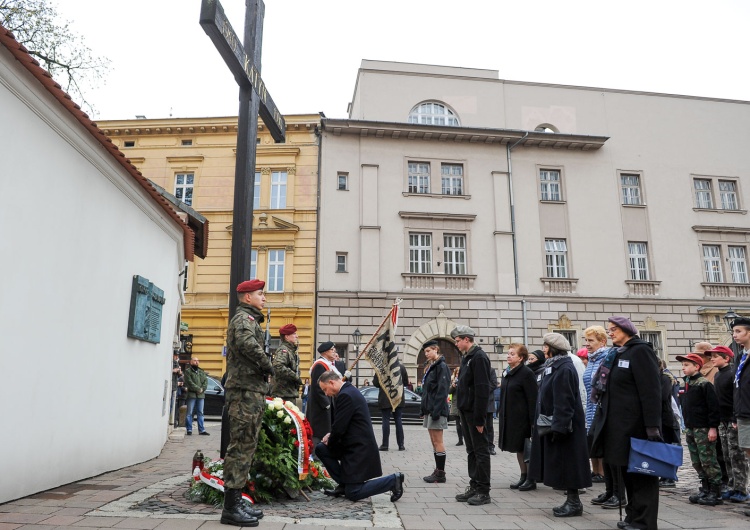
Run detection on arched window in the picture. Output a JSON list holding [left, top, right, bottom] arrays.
[[534, 123, 558, 133], [408, 102, 460, 126]]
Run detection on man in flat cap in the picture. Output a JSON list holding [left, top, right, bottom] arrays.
[[451, 325, 493, 506], [270, 324, 302, 404], [307, 341, 340, 450], [220, 279, 273, 527]]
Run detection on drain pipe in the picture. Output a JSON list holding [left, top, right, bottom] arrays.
[[506, 132, 529, 344]]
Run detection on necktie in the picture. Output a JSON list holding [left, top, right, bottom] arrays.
[[736, 351, 749, 388]]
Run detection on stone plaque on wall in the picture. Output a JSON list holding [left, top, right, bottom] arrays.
[[127, 275, 166, 344]]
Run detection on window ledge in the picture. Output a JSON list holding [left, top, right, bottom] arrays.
[[622, 203, 647, 208], [402, 273, 476, 290], [625, 280, 661, 297], [693, 208, 747, 214], [539, 200, 566, 205], [540, 277, 578, 295], [701, 282, 750, 298], [402, 192, 472, 199]]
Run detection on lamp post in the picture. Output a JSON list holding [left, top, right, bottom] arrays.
[[352, 328, 362, 388], [724, 308, 741, 368]]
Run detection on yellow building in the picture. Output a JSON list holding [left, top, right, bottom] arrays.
[[100, 115, 320, 377]]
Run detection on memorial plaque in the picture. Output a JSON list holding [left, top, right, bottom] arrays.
[[127, 275, 166, 344]]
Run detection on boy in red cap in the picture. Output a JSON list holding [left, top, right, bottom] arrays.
[[678, 352, 722, 506]]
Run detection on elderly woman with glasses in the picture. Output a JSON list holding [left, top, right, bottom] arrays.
[[590, 317, 662, 530]]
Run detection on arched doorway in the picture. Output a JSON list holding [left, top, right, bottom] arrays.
[[416, 338, 461, 388]]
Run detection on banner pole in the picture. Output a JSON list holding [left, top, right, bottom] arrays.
[[348, 299, 402, 371]]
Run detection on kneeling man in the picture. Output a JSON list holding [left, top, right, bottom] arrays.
[[316, 371, 405, 502]]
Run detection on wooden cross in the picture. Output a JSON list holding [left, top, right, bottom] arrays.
[[200, 0, 285, 321]]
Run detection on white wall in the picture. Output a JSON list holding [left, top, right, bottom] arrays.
[[0, 49, 185, 503]]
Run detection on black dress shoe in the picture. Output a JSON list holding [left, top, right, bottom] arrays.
[[616, 520, 633, 529], [398, 445, 406, 451], [379, 445, 388, 451], [518, 479, 537, 491], [489, 447, 497, 455], [601, 495, 624, 509], [591, 492, 612, 505], [390, 473, 405, 502], [324, 485, 345, 497], [456, 440, 464, 446], [199, 431, 210, 435]]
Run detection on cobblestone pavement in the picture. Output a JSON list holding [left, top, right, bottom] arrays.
[[2, 421, 750, 529]]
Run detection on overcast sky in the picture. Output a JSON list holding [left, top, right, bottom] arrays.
[[52, 0, 750, 121]]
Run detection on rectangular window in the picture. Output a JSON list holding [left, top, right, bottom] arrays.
[[443, 234, 466, 275], [540, 169, 561, 201], [621, 173, 642, 205], [124, 140, 135, 148], [703, 245, 723, 283], [267, 249, 285, 291], [174, 172, 194, 206], [553, 330, 577, 351], [544, 239, 568, 278], [628, 242, 650, 280], [336, 253, 347, 273], [694, 179, 714, 209], [337, 173, 348, 191], [181, 139, 193, 146], [253, 171, 261, 210], [728, 246, 748, 283], [441, 164, 463, 195], [719, 180, 739, 210], [270, 171, 287, 209], [408, 162, 431, 194], [250, 249, 257, 280], [409, 233, 432, 274], [641, 331, 663, 359]]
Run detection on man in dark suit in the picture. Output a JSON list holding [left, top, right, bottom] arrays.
[[315, 370, 405, 502]]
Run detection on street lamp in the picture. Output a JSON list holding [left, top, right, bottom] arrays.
[[724, 308, 741, 368], [351, 328, 362, 387]]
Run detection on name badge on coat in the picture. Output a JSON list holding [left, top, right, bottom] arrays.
[[544, 367, 552, 375], [618, 360, 630, 369]]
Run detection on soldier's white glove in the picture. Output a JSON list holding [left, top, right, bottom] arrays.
[[344, 370, 353, 380]]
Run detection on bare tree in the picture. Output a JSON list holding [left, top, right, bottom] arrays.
[[0, 0, 110, 116]]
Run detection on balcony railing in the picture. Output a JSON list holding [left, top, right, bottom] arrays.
[[540, 277, 579, 295], [702, 282, 750, 298], [402, 273, 476, 291], [625, 280, 661, 297]]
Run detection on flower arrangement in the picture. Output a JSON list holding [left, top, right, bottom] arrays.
[[188, 397, 333, 504]]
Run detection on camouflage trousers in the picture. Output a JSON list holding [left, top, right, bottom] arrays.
[[223, 389, 265, 490], [719, 422, 749, 493], [686, 427, 722, 487]]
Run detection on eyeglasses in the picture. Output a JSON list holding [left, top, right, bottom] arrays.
[[606, 327, 619, 334]]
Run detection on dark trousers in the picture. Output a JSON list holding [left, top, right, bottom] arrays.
[[316, 443, 397, 501], [484, 412, 495, 449], [620, 467, 659, 529], [459, 411, 491, 494], [455, 414, 463, 442], [381, 408, 404, 448], [604, 462, 625, 497]]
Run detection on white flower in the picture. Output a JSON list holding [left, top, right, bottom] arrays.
[[277, 410, 285, 418], [283, 416, 292, 424], [267, 402, 275, 411], [287, 404, 300, 413], [275, 401, 284, 410]]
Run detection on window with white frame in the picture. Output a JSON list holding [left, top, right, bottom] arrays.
[[407, 102, 460, 126], [250, 249, 257, 280], [337, 173, 348, 191], [443, 234, 466, 275], [409, 233, 432, 273], [720, 180, 739, 210], [621, 173, 643, 205], [703, 245, 723, 283], [267, 249, 285, 291], [408, 162, 430, 194], [540, 169, 562, 201], [253, 171, 261, 209], [336, 253, 347, 273], [728, 246, 749, 283], [628, 242, 650, 280], [694, 179, 714, 209], [175, 173, 194, 206], [545, 239, 568, 278], [552, 329, 577, 351], [270, 171, 287, 209], [441, 164, 463, 195]]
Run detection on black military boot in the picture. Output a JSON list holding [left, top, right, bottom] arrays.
[[698, 484, 724, 506], [553, 489, 583, 517], [221, 489, 258, 527], [689, 479, 709, 504], [237, 496, 264, 519]]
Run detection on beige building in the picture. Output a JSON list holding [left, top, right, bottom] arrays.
[[317, 60, 750, 382], [100, 115, 320, 376]]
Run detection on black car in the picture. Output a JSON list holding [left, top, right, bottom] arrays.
[[189, 375, 225, 418], [359, 386, 423, 424]]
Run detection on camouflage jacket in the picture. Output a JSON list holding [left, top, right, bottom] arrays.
[[183, 366, 208, 399], [271, 340, 302, 399], [225, 303, 273, 394]]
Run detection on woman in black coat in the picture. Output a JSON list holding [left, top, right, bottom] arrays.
[[529, 333, 592, 518], [590, 317, 662, 530], [497, 344, 538, 490], [419, 341, 452, 483]]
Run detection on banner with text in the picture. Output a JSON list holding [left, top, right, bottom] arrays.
[[366, 303, 403, 411]]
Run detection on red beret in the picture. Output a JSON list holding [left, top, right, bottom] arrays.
[[236, 279, 265, 293], [279, 324, 297, 336], [676, 353, 704, 368], [706, 345, 734, 359]]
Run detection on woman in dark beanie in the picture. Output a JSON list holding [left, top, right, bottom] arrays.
[[529, 333, 592, 517], [497, 344, 538, 490], [420, 340, 452, 483], [526, 349, 546, 379], [590, 316, 662, 530]]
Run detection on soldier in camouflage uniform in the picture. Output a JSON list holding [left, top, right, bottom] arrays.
[[678, 353, 723, 506], [270, 323, 302, 402], [220, 279, 273, 527]]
